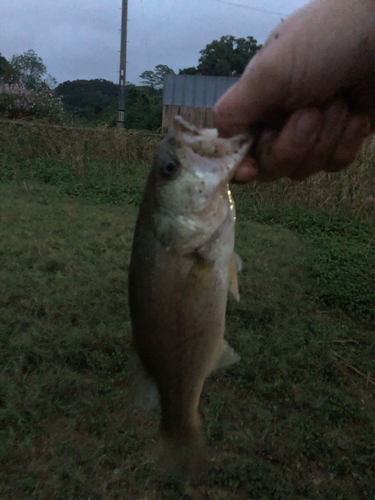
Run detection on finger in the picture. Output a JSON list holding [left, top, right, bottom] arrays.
[[325, 115, 371, 172], [213, 53, 281, 138], [254, 108, 323, 181], [213, 83, 252, 138], [252, 130, 285, 182], [289, 100, 349, 181], [232, 157, 258, 184]]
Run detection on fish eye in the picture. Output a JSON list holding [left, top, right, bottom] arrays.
[[161, 159, 178, 178], [165, 161, 176, 173]]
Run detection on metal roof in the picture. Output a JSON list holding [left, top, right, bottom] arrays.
[[163, 74, 240, 108]]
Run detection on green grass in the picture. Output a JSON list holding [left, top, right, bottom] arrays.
[[0, 163, 374, 499], [234, 199, 375, 325], [0, 153, 147, 206]]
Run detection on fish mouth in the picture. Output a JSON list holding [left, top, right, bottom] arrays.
[[173, 116, 252, 181]]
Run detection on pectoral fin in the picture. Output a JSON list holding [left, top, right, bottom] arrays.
[[183, 256, 214, 306], [228, 252, 242, 302]]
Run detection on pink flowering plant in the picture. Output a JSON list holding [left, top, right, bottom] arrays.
[[0, 78, 66, 122]]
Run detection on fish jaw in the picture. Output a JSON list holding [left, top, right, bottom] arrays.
[[153, 117, 252, 253], [173, 115, 252, 183]]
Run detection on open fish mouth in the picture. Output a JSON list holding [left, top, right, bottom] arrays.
[[173, 116, 253, 181]]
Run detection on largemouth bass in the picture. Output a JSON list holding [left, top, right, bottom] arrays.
[[128, 116, 252, 474]]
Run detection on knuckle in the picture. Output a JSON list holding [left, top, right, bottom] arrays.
[[332, 147, 357, 165]]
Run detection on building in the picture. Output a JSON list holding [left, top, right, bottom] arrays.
[[162, 74, 240, 132]]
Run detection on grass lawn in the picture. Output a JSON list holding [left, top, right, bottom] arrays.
[[0, 179, 374, 500]]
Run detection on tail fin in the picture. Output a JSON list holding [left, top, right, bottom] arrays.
[[156, 434, 208, 478]]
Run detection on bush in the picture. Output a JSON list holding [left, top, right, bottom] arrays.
[[0, 79, 66, 122]]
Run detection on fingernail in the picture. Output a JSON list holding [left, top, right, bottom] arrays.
[[295, 110, 321, 142]]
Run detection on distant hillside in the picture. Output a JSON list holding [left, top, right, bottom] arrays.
[[56, 79, 163, 130], [56, 79, 118, 120]]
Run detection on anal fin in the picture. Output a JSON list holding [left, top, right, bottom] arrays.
[[213, 339, 241, 371], [129, 351, 159, 411]]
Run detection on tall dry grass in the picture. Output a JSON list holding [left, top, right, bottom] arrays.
[[1, 122, 374, 220], [0, 123, 160, 166], [234, 142, 375, 221]]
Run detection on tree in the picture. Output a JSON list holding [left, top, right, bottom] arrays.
[[55, 79, 119, 121], [179, 35, 262, 77], [0, 54, 20, 83], [56, 78, 163, 130], [139, 64, 174, 89], [179, 67, 199, 76], [124, 84, 163, 130], [10, 49, 55, 91]]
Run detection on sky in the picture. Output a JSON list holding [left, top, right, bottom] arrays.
[[0, 0, 309, 86]]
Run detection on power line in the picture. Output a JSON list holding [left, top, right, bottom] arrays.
[[209, 0, 288, 17]]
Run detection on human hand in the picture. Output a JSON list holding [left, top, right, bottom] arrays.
[[214, 0, 375, 182]]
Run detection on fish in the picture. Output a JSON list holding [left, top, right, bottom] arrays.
[[128, 115, 252, 475]]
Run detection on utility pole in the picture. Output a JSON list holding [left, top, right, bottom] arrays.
[[117, 0, 128, 128]]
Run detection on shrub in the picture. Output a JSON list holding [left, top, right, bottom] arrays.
[[0, 79, 66, 122]]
